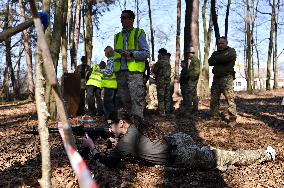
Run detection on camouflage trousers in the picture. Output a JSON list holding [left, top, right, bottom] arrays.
[[148, 83, 158, 108], [210, 74, 236, 117], [188, 79, 199, 111], [115, 71, 145, 118], [170, 133, 270, 170], [86, 85, 103, 115], [156, 81, 171, 115]]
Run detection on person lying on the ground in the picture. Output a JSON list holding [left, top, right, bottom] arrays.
[[82, 109, 276, 171]]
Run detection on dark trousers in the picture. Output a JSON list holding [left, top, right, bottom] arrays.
[[77, 89, 86, 115], [103, 88, 116, 119], [86, 85, 103, 116]]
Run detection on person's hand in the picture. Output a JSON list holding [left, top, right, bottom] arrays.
[[121, 50, 131, 58], [82, 134, 95, 150]]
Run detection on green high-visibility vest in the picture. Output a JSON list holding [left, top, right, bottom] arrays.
[[102, 59, 117, 89], [113, 28, 145, 72], [86, 65, 103, 88]]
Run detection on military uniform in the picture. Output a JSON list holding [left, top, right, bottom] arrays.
[[147, 71, 158, 109], [153, 56, 172, 115], [188, 55, 200, 111], [209, 46, 237, 121], [179, 64, 189, 111]]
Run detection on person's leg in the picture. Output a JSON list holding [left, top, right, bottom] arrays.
[[210, 76, 221, 118], [77, 89, 86, 115], [192, 80, 199, 112], [128, 73, 145, 118], [165, 82, 172, 114], [115, 71, 131, 110], [94, 87, 103, 115], [156, 82, 165, 116], [212, 146, 275, 171], [86, 86, 95, 115], [222, 75, 237, 124], [180, 83, 189, 112], [103, 88, 115, 119]]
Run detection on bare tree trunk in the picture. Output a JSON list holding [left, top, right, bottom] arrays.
[[273, 0, 280, 89], [73, 0, 82, 69], [201, 0, 212, 98], [85, 0, 93, 65], [35, 46, 52, 188], [19, 0, 35, 100], [246, 0, 253, 94], [147, 0, 155, 62], [224, 0, 231, 39], [173, 0, 181, 97], [211, 0, 220, 41], [61, 1, 68, 73], [184, 0, 199, 59], [266, 0, 276, 90]]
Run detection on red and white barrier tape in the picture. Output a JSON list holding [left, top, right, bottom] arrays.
[[58, 122, 99, 188]]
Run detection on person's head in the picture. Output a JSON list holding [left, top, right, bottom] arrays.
[[81, 56, 87, 65], [99, 61, 106, 69], [158, 48, 167, 59], [166, 52, 171, 59], [104, 46, 114, 58], [217, 36, 228, 50], [121, 10, 135, 30], [107, 108, 133, 137]]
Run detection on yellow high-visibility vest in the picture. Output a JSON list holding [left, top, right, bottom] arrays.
[[86, 65, 103, 88], [102, 59, 117, 89], [113, 28, 145, 72]]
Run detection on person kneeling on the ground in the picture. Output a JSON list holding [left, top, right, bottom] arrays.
[[82, 109, 276, 170]]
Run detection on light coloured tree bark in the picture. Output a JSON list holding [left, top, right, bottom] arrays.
[[85, 0, 93, 65], [273, 0, 280, 89], [201, 0, 212, 98], [266, 0, 276, 90], [35, 46, 52, 188], [61, 1, 68, 73], [173, 0, 181, 97], [73, 0, 83, 70], [19, 0, 35, 100]]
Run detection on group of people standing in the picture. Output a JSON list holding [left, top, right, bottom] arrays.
[[75, 9, 237, 127]]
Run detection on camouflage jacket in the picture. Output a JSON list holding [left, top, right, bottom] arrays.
[[208, 47, 236, 77], [152, 57, 171, 84], [188, 55, 200, 81]]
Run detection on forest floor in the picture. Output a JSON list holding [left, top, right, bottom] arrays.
[[0, 89, 284, 188]]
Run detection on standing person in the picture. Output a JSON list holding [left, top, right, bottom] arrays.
[[153, 48, 172, 116], [113, 9, 150, 119], [82, 108, 276, 170], [209, 36, 237, 126], [188, 51, 200, 112], [86, 61, 105, 116], [101, 46, 117, 120], [179, 60, 190, 113], [75, 56, 91, 116]]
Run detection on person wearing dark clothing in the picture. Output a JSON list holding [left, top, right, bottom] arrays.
[[82, 109, 276, 170], [75, 56, 91, 115], [209, 37, 237, 126]]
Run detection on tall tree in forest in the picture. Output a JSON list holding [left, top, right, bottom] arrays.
[[135, 0, 140, 27], [173, 0, 181, 96], [147, 0, 155, 62], [201, 0, 212, 98], [273, 0, 280, 89], [61, 0, 68, 73], [71, 0, 82, 70], [85, 0, 93, 65], [245, 0, 253, 93], [19, 0, 35, 100], [264, 0, 276, 90], [224, 0, 231, 39], [3, 2, 19, 100], [210, 0, 220, 41], [184, 0, 199, 59]]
